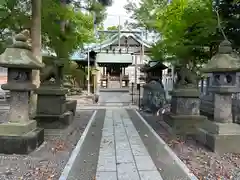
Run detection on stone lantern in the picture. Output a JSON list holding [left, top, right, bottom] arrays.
[[0, 31, 44, 154], [197, 40, 240, 153]]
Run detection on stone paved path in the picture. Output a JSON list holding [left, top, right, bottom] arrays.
[[98, 91, 131, 105], [108, 80, 121, 88], [60, 90, 197, 180], [96, 109, 163, 180]]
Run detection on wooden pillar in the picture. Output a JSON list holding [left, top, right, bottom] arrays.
[[120, 66, 123, 88], [122, 66, 125, 87], [107, 72, 109, 88], [135, 55, 137, 84]]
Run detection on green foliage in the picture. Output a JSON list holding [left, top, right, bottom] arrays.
[[128, 0, 217, 68], [0, 0, 109, 87], [0, 0, 31, 53], [42, 0, 95, 58], [215, 0, 240, 48], [0, 0, 107, 57]]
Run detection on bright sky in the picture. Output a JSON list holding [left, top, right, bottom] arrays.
[[103, 0, 132, 28]]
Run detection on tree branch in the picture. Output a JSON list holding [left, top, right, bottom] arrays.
[[215, 8, 228, 41]]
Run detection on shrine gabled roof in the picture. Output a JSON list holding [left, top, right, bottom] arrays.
[[89, 33, 152, 52], [70, 31, 153, 60]]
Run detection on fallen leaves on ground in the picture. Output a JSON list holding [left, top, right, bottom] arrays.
[[51, 139, 68, 153], [141, 112, 240, 180]]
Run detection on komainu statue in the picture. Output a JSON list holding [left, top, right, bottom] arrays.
[[40, 59, 63, 86], [174, 66, 198, 89]]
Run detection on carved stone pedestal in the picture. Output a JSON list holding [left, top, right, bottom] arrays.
[[163, 88, 206, 135], [35, 86, 77, 129]]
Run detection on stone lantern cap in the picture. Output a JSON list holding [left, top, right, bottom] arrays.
[[0, 31, 44, 69], [202, 40, 240, 73]]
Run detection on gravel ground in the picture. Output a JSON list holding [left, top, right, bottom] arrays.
[[0, 110, 94, 180], [140, 111, 240, 180]]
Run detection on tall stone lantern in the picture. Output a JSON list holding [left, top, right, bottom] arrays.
[[197, 40, 240, 153], [0, 31, 44, 154]]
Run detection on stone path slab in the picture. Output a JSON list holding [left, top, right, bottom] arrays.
[[96, 109, 163, 180], [98, 91, 131, 105]]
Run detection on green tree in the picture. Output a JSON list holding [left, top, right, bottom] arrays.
[[214, 0, 240, 48], [126, 0, 217, 74], [42, 0, 94, 58], [0, 0, 108, 57], [0, 0, 110, 112]]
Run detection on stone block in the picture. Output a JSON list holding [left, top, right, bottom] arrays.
[[202, 121, 240, 134], [213, 94, 232, 123], [36, 87, 76, 128], [134, 155, 157, 171], [0, 128, 44, 154], [163, 113, 207, 135], [36, 93, 66, 115], [96, 171, 117, 180], [139, 171, 163, 180], [36, 111, 74, 129], [0, 120, 36, 136], [116, 149, 134, 163], [97, 155, 116, 171], [117, 162, 139, 180], [197, 127, 240, 154], [197, 120, 240, 154], [171, 96, 200, 115], [65, 100, 77, 115]]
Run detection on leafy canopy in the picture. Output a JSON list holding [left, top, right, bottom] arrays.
[[0, 0, 108, 58], [127, 0, 217, 67]]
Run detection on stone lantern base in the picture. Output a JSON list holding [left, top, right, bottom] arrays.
[[197, 120, 240, 154], [163, 88, 206, 135], [35, 87, 77, 129], [0, 121, 44, 154], [163, 113, 206, 135]]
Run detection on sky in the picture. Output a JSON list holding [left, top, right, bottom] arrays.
[[103, 0, 132, 28]]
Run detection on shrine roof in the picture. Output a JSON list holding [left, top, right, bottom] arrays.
[[89, 32, 152, 51], [70, 31, 153, 60]]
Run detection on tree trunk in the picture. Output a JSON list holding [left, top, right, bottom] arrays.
[[30, 0, 42, 117]]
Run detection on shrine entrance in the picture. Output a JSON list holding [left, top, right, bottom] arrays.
[[97, 54, 132, 89], [107, 65, 121, 80], [98, 62, 130, 89]]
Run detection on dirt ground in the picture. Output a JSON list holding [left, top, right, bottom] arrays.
[[0, 110, 94, 180], [140, 112, 240, 180]]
